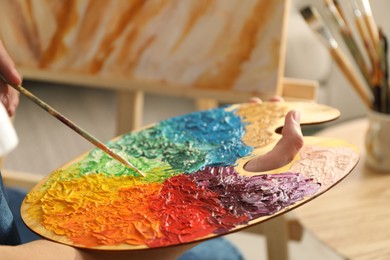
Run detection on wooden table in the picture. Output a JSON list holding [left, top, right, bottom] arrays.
[[295, 118, 390, 260]]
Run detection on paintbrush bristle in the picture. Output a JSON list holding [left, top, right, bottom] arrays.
[[324, 0, 347, 27], [300, 6, 317, 23], [300, 6, 338, 48]]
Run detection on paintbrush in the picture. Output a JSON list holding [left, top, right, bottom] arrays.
[[333, 0, 348, 27], [324, 0, 371, 87], [359, 0, 379, 48], [351, 0, 384, 111], [0, 75, 145, 177], [300, 6, 373, 108], [351, 0, 379, 68]]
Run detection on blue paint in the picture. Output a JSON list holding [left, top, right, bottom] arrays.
[[81, 107, 253, 176], [160, 107, 253, 170]]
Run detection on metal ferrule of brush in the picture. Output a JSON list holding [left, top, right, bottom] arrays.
[[300, 6, 338, 49]]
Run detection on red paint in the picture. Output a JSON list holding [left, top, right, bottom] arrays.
[[147, 175, 248, 247]]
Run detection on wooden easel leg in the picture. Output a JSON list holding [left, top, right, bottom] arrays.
[[116, 90, 144, 135], [262, 215, 289, 260], [195, 98, 219, 110], [244, 213, 303, 259]]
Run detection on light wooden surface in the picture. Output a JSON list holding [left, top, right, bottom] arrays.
[[116, 90, 144, 135], [295, 118, 390, 260], [2, 169, 45, 191], [281, 77, 318, 101]]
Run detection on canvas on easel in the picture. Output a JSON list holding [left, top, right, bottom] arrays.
[[0, 0, 291, 100], [2, 0, 316, 133]]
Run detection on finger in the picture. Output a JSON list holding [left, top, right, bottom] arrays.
[[4, 87, 20, 116], [244, 110, 303, 172], [249, 96, 284, 104], [0, 78, 20, 117], [249, 97, 262, 103], [269, 96, 284, 102], [0, 40, 22, 86]]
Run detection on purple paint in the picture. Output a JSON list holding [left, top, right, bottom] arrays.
[[190, 166, 320, 218]]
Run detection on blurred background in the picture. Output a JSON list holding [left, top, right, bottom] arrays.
[[1, 0, 389, 259]]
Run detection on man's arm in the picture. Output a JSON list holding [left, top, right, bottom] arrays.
[[1, 240, 84, 260]]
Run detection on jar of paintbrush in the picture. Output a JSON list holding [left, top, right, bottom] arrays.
[[365, 109, 390, 171], [300, 1, 390, 171], [363, 24, 390, 172], [365, 49, 390, 171]]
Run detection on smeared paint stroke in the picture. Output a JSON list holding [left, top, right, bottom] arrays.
[[191, 166, 320, 218], [24, 103, 344, 249]]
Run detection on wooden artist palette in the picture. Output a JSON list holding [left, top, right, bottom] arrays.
[[21, 102, 359, 251]]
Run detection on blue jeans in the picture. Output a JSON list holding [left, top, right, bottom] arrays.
[[7, 187, 243, 260], [178, 237, 243, 260]]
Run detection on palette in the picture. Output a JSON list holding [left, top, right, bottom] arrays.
[[21, 101, 359, 250]]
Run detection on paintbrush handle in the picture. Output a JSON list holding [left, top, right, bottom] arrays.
[[0, 75, 145, 176], [363, 14, 379, 46], [329, 47, 373, 107], [340, 30, 371, 86], [324, 0, 371, 86], [360, 0, 379, 47]]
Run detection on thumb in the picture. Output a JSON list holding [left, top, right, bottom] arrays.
[[244, 110, 303, 172]]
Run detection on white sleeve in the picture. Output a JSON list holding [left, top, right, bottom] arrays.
[[0, 103, 18, 157]]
